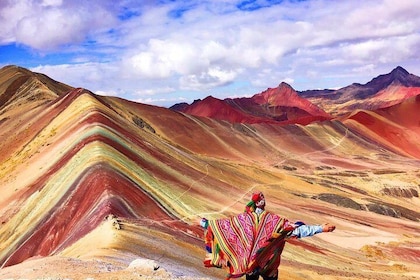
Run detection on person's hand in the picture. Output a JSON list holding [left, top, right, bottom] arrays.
[[322, 223, 336, 232], [199, 217, 209, 229]]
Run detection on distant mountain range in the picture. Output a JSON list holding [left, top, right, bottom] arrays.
[[171, 66, 420, 124]]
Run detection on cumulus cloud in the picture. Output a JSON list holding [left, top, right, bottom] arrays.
[[0, 0, 116, 50], [30, 62, 181, 106], [180, 67, 238, 91], [31, 62, 119, 91], [127, 38, 204, 78], [119, 0, 420, 95]]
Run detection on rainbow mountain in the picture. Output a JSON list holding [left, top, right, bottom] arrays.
[[0, 65, 419, 279]]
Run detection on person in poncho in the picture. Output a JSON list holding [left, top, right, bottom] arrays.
[[201, 191, 335, 280]]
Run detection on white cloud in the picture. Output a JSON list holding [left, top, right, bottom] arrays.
[[134, 87, 176, 96], [283, 77, 295, 85], [0, 1, 33, 44], [41, 0, 63, 7], [352, 64, 376, 74], [95, 90, 117, 97], [127, 38, 205, 79], [31, 62, 119, 91], [30, 62, 181, 106], [134, 96, 188, 107], [338, 34, 420, 64], [0, 0, 116, 50], [15, 10, 86, 50], [180, 66, 238, 91]]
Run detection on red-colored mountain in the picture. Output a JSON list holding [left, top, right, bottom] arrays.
[[176, 95, 274, 124], [173, 82, 331, 125], [342, 94, 420, 158]]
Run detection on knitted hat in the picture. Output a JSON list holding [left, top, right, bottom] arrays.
[[245, 191, 265, 212], [251, 192, 262, 202]]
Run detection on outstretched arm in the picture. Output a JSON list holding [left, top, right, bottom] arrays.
[[292, 223, 335, 238]]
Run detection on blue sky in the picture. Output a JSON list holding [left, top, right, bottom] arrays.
[[1, 0, 420, 107]]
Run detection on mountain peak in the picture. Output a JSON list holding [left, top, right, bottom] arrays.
[[253, 82, 297, 105], [346, 66, 420, 99], [391, 66, 409, 76], [379, 66, 420, 88], [278, 81, 293, 88]]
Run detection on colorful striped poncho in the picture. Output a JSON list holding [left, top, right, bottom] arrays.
[[203, 211, 295, 279]]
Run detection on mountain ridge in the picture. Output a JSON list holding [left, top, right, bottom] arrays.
[[173, 81, 332, 125], [301, 66, 420, 115], [172, 66, 420, 123]]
